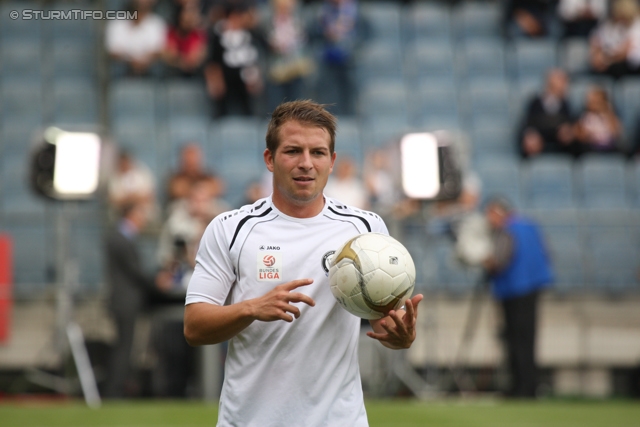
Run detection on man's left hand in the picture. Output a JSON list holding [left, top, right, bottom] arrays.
[[367, 294, 424, 349]]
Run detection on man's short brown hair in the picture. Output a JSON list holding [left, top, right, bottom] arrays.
[[265, 100, 337, 154]]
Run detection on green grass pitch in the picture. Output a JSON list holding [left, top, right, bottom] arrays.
[[0, 399, 639, 427]]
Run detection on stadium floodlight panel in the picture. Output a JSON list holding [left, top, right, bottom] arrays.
[[52, 130, 101, 198], [400, 132, 440, 199]]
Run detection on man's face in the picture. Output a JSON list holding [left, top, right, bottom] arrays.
[[486, 204, 507, 230], [264, 120, 336, 209]]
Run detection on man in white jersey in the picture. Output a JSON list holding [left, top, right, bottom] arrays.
[[184, 100, 423, 426]]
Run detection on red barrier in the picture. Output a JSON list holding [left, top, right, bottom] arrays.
[[0, 235, 12, 343]]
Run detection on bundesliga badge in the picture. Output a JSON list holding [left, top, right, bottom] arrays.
[[257, 252, 282, 281]]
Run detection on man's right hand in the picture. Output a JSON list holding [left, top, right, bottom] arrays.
[[247, 279, 316, 323]]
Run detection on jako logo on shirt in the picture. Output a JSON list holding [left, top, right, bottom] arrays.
[[257, 252, 282, 281]]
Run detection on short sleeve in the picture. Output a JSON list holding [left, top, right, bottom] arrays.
[[185, 217, 236, 306]]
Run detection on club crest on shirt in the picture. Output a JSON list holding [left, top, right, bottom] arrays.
[[257, 252, 282, 281], [321, 250, 335, 276]]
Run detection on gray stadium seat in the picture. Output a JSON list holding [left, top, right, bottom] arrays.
[[45, 5, 98, 42], [577, 155, 629, 209], [0, 2, 42, 41], [356, 42, 404, 82], [1, 151, 46, 216], [560, 38, 590, 76], [360, 2, 402, 44], [165, 79, 210, 121], [453, 1, 502, 40], [218, 117, 261, 152], [359, 80, 408, 120], [465, 78, 511, 122], [52, 81, 98, 124], [167, 117, 209, 155], [523, 156, 575, 209], [334, 118, 363, 163], [510, 40, 557, 81], [362, 116, 411, 148], [1, 120, 42, 155], [406, 2, 452, 42], [459, 38, 506, 79], [470, 124, 515, 157], [475, 159, 522, 207], [1, 41, 42, 79], [109, 79, 157, 127], [568, 76, 614, 113], [113, 123, 160, 174], [0, 222, 49, 286], [71, 224, 104, 289], [51, 41, 97, 80], [413, 80, 459, 126], [1, 80, 43, 124], [404, 41, 455, 80]]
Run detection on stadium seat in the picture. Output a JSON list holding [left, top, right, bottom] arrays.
[[616, 78, 640, 148], [404, 41, 455, 80], [464, 78, 511, 123], [633, 162, 640, 208], [51, 41, 97, 80], [71, 224, 104, 289], [359, 2, 402, 44], [568, 76, 614, 112], [217, 117, 261, 152], [361, 116, 411, 148], [510, 40, 558, 81], [577, 155, 629, 209], [1, 80, 43, 124], [0, 2, 42, 41], [109, 79, 157, 127], [45, 4, 98, 42], [1, 120, 43, 155], [51, 80, 99, 124], [522, 156, 575, 209], [0, 221, 49, 285], [1, 40, 42, 79], [470, 124, 515, 158], [452, 1, 502, 40], [356, 42, 404, 82], [405, 2, 452, 42], [510, 77, 543, 125], [583, 222, 638, 292], [334, 118, 363, 163], [167, 117, 209, 156], [359, 80, 408, 120], [475, 159, 522, 207], [113, 123, 160, 174], [1, 151, 46, 217], [433, 239, 478, 294], [560, 38, 590, 76], [412, 80, 459, 126], [459, 38, 506, 79], [165, 79, 210, 121]]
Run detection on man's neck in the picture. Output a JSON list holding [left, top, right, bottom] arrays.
[[271, 193, 325, 218]]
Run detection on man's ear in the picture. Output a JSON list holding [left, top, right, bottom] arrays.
[[329, 152, 337, 173], [264, 148, 274, 172]]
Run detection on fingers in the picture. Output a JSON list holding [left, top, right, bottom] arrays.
[[282, 278, 314, 291]]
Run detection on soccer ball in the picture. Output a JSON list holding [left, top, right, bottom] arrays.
[[329, 232, 416, 319]]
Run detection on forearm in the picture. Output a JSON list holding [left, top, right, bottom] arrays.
[[184, 301, 256, 346]]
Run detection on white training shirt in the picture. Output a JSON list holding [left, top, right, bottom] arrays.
[[186, 196, 388, 427]]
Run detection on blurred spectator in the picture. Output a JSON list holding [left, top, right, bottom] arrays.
[[589, 0, 640, 79], [324, 156, 368, 209], [106, 0, 167, 78], [241, 179, 269, 206], [573, 85, 623, 153], [204, 1, 263, 117], [518, 69, 576, 159], [158, 180, 228, 276], [108, 150, 159, 224], [483, 197, 553, 399], [558, 0, 608, 38], [263, 0, 313, 112], [504, 0, 558, 39], [364, 149, 396, 216], [104, 202, 171, 398], [167, 142, 225, 202], [163, 3, 208, 77], [315, 0, 360, 115]]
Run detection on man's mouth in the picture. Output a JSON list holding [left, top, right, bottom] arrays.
[[293, 176, 314, 182]]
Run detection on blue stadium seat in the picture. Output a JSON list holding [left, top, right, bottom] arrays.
[[459, 38, 506, 79], [412, 80, 459, 126], [523, 156, 575, 209], [109, 79, 157, 127], [433, 239, 478, 294], [359, 80, 408, 120], [453, 1, 502, 40], [0, 2, 43, 41], [0, 221, 49, 286], [568, 76, 614, 112], [1, 120, 42, 155], [356, 42, 404, 82], [633, 162, 640, 207], [405, 2, 452, 42], [560, 38, 590, 75], [51, 40, 97, 80], [360, 2, 402, 44], [218, 117, 261, 153], [1, 80, 43, 124], [1, 151, 46, 216], [165, 79, 210, 121], [510, 40, 557, 81], [45, 4, 98, 42], [167, 117, 209, 156], [52, 81, 98, 124], [113, 123, 160, 174], [362, 116, 411, 148], [583, 222, 638, 292], [475, 159, 522, 207], [615, 78, 640, 148], [1, 40, 42, 79], [334, 118, 363, 163], [404, 41, 455, 80], [465, 78, 511, 123], [71, 224, 104, 289], [470, 124, 515, 158], [577, 155, 629, 208]]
